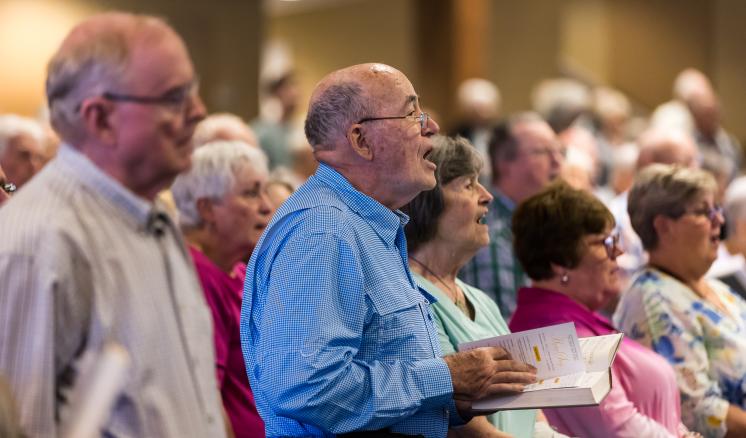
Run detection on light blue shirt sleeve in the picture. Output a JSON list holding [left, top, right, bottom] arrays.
[[249, 229, 453, 434]]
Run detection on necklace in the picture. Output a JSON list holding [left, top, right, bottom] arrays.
[[410, 256, 472, 318]]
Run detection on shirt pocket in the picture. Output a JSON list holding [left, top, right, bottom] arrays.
[[366, 282, 431, 359]]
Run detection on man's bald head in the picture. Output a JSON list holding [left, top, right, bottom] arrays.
[[636, 128, 698, 170], [46, 12, 179, 144], [304, 63, 409, 151]]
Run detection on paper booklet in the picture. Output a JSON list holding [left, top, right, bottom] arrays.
[[458, 322, 623, 411]]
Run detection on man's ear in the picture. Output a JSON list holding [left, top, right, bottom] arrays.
[[196, 197, 215, 224], [347, 123, 374, 161], [79, 97, 117, 145]]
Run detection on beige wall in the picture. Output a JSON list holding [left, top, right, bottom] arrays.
[[0, 0, 261, 120], [268, 0, 417, 123], [488, 0, 562, 115]]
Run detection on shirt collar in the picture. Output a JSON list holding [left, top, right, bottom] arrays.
[[57, 144, 167, 231], [314, 162, 407, 246], [517, 286, 617, 334]]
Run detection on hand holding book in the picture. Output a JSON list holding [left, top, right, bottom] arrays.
[[444, 345, 538, 418]]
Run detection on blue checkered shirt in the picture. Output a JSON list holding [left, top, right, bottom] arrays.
[[240, 163, 458, 437]]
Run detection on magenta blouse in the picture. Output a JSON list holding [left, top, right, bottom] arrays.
[[189, 246, 265, 438], [509, 287, 684, 438]]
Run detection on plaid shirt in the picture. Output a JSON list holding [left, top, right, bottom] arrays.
[[241, 163, 457, 437], [459, 189, 528, 319]]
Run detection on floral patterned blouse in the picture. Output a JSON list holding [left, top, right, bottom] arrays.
[[614, 267, 746, 438]]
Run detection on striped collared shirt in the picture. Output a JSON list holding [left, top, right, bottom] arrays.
[[0, 145, 226, 437]]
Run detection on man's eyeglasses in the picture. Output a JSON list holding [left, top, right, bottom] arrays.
[[358, 111, 430, 131], [525, 146, 566, 159], [590, 230, 621, 260], [101, 79, 200, 112], [2, 182, 16, 195], [685, 204, 724, 222]]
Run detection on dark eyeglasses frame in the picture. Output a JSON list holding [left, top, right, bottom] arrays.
[[357, 111, 430, 131], [590, 230, 621, 260], [100, 79, 200, 110]]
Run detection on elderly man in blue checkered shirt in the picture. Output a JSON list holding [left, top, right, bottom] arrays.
[[240, 63, 537, 437]]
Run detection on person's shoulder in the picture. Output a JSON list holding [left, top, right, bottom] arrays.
[[0, 175, 82, 254]]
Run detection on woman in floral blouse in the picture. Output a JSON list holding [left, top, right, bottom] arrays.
[[615, 164, 746, 438]]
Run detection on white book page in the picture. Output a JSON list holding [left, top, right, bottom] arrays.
[[523, 371, 585, 392], [459, 322, 584, 379], [579, 333, 624, 372]]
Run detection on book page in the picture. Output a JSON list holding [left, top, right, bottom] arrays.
[[523, 371, 585, 392], [579, 333, 623, 372], [458, 322, 584, 379]]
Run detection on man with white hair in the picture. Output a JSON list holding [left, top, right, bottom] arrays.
[[0, 12, 227, 437], [0, 114, 46, 189], [707, 176, 746, 298]]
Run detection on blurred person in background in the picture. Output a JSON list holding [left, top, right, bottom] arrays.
[[252, 70, 301, 169], [707, 176, 746, 298], [652, 68, 742, 178], [607, 129, 699, 285], [172, 140, 272, 438], [403, 135, 567, 438], [511, 181, 696, 438], [460, 112, 563, 318], [0, 114, 46, 189], [452, 78, 502, 184], [615, 164, 746, 437]]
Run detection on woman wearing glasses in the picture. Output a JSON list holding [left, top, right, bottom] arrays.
[[615, 164, 746, 438], [510, 181, 694, 437]]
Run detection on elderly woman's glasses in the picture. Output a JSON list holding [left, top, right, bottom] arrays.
[[358, 111, 430, 131], [590, 230, 620, 260], [2, 182, 16, 195], [686, 204, 723, 222]]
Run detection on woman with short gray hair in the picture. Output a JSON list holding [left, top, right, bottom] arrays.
[[403, 135, 563, 438], [172, 140, 271, 438], [615, 163, 746, 437]]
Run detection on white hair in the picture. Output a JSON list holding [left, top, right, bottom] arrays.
[[0, 115, 46, 155], [457, 78, 501, 112], [192, 113, 257, 147], [172, 140, 269, 229]]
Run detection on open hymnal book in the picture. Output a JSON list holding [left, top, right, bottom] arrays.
[[458, 322, 623, 411]]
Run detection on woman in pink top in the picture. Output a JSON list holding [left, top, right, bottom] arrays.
[[172, 140, 273, 438], [509, 181, 696, 437]]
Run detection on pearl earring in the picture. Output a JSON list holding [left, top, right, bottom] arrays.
[[560, 272, 570, 285]]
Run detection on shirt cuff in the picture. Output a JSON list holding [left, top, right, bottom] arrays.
[[411, 357, 454, 411]]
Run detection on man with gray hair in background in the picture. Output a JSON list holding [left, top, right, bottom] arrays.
[[0, 12, 227, 437]]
